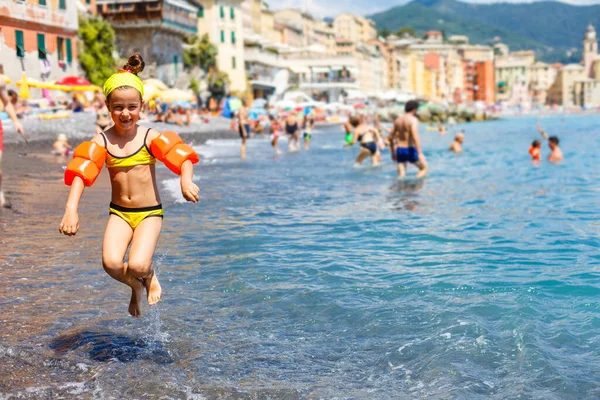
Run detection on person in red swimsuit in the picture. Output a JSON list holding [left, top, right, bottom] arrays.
[[0, 80, 27, 208]]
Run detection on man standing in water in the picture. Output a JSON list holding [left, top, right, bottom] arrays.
[[0, 79, 27, 208], [449, 131, 464, 153], [388, 100, 428, 178], [536, 122, 563, 163], [237, 99, 250, 159]]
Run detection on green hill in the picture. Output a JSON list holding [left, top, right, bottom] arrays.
[[369, 0, 600, 63]]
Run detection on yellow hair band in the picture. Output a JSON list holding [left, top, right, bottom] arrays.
[[103, 71, 144, 98]]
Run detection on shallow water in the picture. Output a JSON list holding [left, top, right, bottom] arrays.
[[2, 114, 600, 399]]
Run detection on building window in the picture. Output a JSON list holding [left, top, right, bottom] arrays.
[[220, 6, 225, 19], [37, 33, 46, 60], [39, 0, 46, 5], [59, 0, 66, 9], [231, 31, 236, 44], [220, 30, 225, 43], [57, 37, 64, 61], [232, 56, 236, 69], [66, 38, 73, 63], [15, 30, 25, 58], [230, 7, 235, 19], [197, 6, 203, 18]]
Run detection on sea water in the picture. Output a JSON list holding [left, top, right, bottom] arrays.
[[1, 114, 600, 399]]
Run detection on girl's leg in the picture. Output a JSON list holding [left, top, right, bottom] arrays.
[[102, 215, 144, 317], [128, 216, 163, 306]]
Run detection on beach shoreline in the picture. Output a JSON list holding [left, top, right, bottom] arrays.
[[1, 111, 240, 151]]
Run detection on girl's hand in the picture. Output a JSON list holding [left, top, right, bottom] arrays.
[[181, 180, 199, 203], [59, 209, 79, 236]]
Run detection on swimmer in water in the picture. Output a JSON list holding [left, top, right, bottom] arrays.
[[351, 116, 381, 167], [285, 112, 299, 152], [303, 114, 314, 150], [59, 53, 200, 318], [269, 114, 281, 154], [529, 139, 541, 162], [449, 131, 464, 153], [536, 122, 563, 163], [438, 122, 447, 135], [388, 100, 428, 178]]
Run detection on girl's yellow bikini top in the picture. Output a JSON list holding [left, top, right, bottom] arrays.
[[100, 129, 156, 168]]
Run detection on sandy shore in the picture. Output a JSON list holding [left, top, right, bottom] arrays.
[[1, 111, 239, 151]]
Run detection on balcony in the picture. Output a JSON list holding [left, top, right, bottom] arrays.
[[2, 0, 77, 32], [100, 0, 198, 35]]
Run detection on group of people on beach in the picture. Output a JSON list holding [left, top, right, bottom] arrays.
[[234, 99, 316, 158]]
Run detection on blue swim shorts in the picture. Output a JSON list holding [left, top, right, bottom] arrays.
[[396, 147, 419, 163]]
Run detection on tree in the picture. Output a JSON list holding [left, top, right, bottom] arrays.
[[395, 26, 417, 38], [206, 65, 230, 97], [183, 33, 218, 71], [78, 16, 117, 86], [378, 28, 391, 38]]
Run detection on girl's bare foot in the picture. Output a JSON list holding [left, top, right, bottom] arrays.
[[144, 272, 162, 306], [128, 279, 145, 317]]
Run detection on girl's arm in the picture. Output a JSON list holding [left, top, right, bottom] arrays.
[[180, 160, 199, 203], [59, 176, 85, 236]]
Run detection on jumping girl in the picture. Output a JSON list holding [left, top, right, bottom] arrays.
[[59, 54, 200, 318]]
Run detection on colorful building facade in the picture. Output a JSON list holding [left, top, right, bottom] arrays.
[[0, 0, 79, 84]]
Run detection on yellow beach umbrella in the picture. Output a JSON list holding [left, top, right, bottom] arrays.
[[160, 88, 195, 102], [0, 74, 11, 84], [143, 78, 168, 91], [143, 82, 163, 102], [18, 72, 30, 99]]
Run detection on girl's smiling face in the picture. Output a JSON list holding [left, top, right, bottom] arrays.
[[106, 87, 144, 132]]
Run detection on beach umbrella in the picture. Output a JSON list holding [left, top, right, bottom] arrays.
[[143, 82, 163, 101], [18, 72, 30, 99], [55, 76, 92, 86], [143, 78, 168, 91], [160, 88, 195, 102], [228, 97, 242, 112]]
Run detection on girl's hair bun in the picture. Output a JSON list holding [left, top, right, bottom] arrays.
[[122, 53, 145, 75]]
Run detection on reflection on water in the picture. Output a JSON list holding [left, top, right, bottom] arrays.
[[2, 114, 600, 398], [388, 178, 426, 212]]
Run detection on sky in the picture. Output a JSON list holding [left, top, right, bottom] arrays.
[[269, 0, 600, 18]]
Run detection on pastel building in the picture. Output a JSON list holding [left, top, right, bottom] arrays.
[[333, 13, 376, 44], [0, 0, 79, 83], [96, 0, 201, 86], [196, 0, 246, 92]]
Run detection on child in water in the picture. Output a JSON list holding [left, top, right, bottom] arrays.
[[529, 140, 541, 162], [52, 134, 71, 157], [303, 114, 314, 150], [59, 54, 200, 317]]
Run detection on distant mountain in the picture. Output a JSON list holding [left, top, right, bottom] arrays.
[[368, 0, 600, 63]]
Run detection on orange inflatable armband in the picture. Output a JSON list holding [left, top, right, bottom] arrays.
[[150, 131, 199, 175], [64, 141, 107, 186], [529, 146, 540, 161]]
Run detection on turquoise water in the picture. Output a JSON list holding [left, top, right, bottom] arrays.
[[2, 114, 600, 398]]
